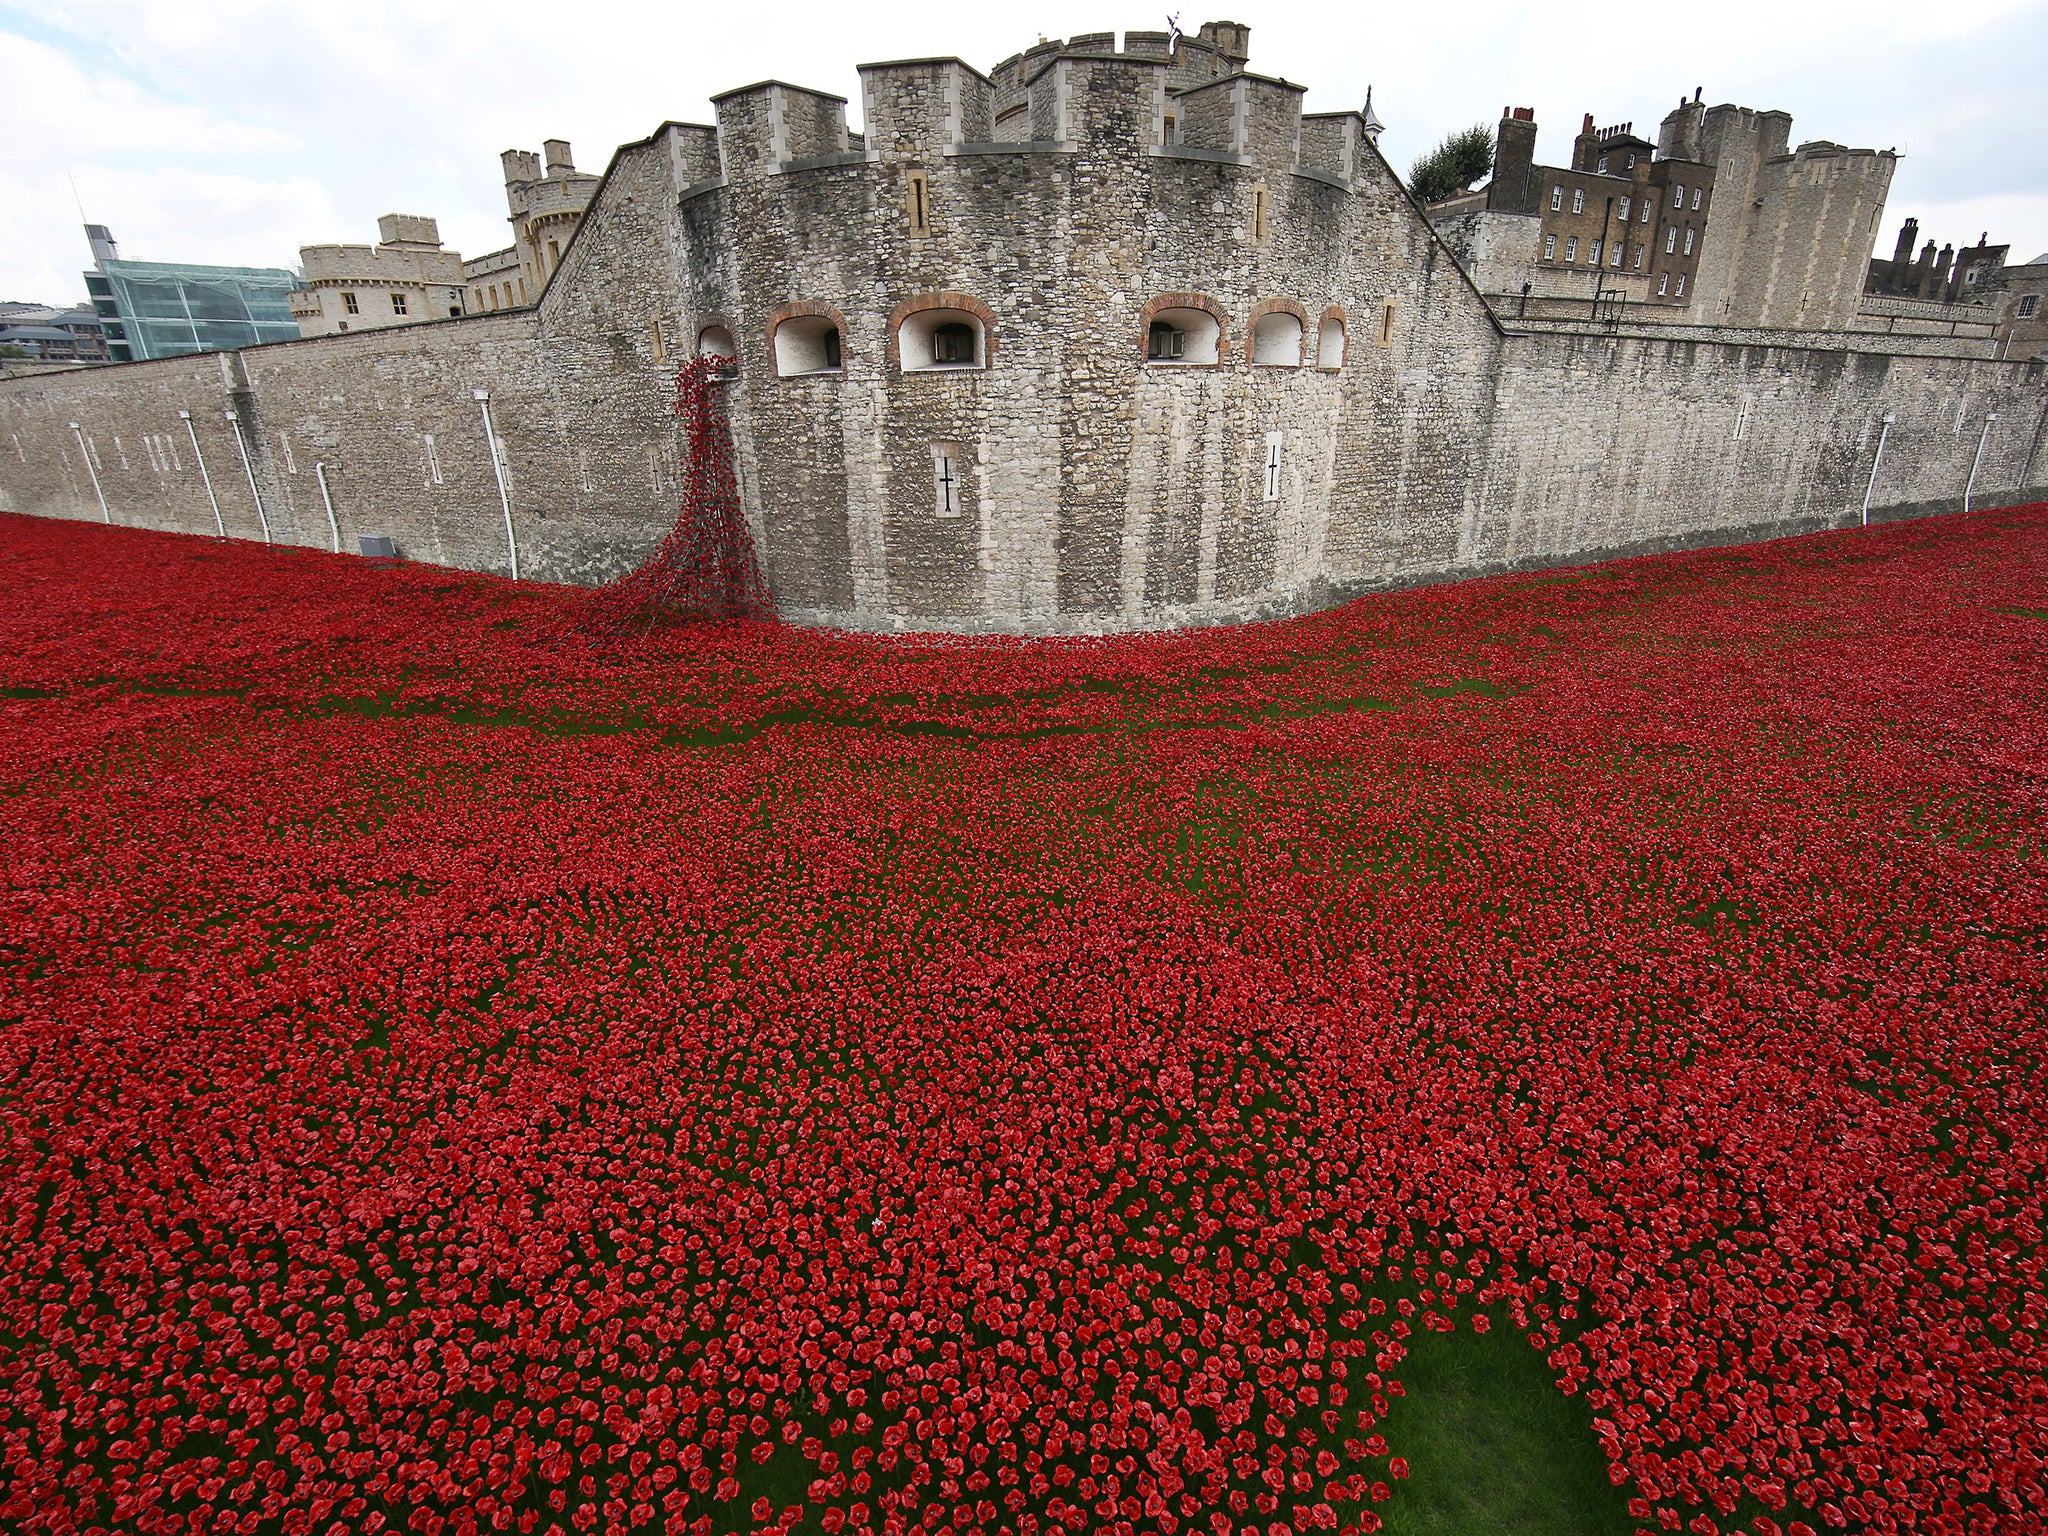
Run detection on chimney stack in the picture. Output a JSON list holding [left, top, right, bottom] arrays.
[[1490, 107, 1539, 213], [1890, 217, 1918, 287], [1573, 112, 1598, 170], [543, 140, 575, 178]]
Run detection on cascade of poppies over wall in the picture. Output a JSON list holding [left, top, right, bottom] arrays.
[[0, 505, 2043, 1536], [586, 356, 771, 634]]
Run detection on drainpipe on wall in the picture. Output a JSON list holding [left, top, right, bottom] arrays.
[[314, 461, 340, 552], [224, 407, 272, 543], [1963, 413, 1998, 514], [1862, 413, 1895, 527], [475, 389, 519, 581], [68, 421, 111, 523], [179, 410, 225, 537]]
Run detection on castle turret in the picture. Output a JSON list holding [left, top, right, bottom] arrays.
[[376, 213, 443, 251], [859, 58, 993, 159]]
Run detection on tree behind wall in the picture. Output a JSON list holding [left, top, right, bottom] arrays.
[[1410, 126, 1495, 205]]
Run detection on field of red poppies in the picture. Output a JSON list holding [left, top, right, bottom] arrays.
[[1, 506, 2044, 1536]]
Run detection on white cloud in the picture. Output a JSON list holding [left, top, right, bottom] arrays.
[[4, 0, 2046, 301]]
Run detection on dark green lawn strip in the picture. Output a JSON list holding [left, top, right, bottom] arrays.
[[1378, 1319, 1634, 1536]]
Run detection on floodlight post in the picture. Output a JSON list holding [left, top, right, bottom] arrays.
[[1862, 413, 1895, 527], [224, 407, 271, 543], [475, 389, 519, 581], [68, 422, 111, 523], [1964, 413, 1998, 514], [314, 461, 340, 552], [179, 410, 225, 537]]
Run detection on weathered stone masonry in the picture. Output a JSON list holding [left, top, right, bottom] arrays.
[[3, 28, 2045, 634]]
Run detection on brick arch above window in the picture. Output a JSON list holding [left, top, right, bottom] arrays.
[[1246, 296, 1310, 367], [767, 299, 847, 333], [694, 313, 738, 359], [1138, 292, 1231, 364], [886, 291, 999, 370], [767, 301, 849, 376], [1316, 305, 1347, 370]]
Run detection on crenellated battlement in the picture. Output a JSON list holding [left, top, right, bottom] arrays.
[[704, 20, 1327, 190]]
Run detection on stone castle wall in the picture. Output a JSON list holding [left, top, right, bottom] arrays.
[[2, 37, 2044, 634]]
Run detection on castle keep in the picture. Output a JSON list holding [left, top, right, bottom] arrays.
[[2, 22, 2044, 634]]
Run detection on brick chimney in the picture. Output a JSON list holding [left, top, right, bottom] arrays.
[[1489, 107, 1539, 214], [1890, 216, 1918, 288]]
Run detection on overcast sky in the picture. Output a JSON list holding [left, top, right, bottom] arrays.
[[4, 0, 2044, 306]]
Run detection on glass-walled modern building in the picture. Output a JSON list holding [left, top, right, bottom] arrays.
[[83, 225, 301, 362]]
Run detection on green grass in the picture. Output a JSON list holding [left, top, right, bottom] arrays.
[[1379, 1318, 1634, 1536]]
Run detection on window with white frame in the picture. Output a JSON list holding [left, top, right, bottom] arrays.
[[1675, 274, 1686, 297], [1684, 228, 1695, 255], [1658, 273, 1669, 296], [1666, 226, 1677, 253], [1597, 156, 1609, 173], [1571, 188, 1585, 214], [1565, 237, 1577, 263], [1692, 187, 1702, 209], [1672, 184, 1684, 207], [1612, 240, 1625, 267], [1618, 196, 1631, 222], [1551, 185, 1564, 211], [1589, 239, 1602, 266], [1262, 431, 1283, 501], [1641, 200, 1652, 223], [1543, 235, 1557, 260]]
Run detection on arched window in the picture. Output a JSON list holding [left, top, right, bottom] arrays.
[[1317, 314, 1345, 370], [697, 324, 737, 380], [898, 307, 985, 370], [1252, 311, 1304, 367], [1144, 306, 1221, 365], [774, 314, 843, 376]]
